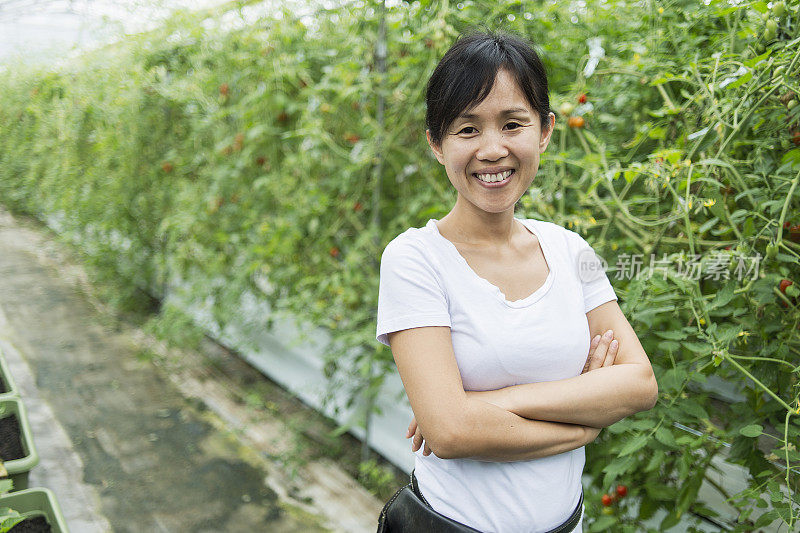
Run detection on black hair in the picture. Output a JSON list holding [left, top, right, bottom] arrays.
[[425, 29, 552, 147]]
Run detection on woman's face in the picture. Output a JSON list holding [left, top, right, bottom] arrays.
[[427, 69, 555, 216]]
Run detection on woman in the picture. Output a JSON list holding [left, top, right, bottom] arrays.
[[375, 30, 658, 532]]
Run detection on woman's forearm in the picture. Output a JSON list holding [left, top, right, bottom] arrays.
[[472, 364, 658, 429], [436, 397, 596, 461]]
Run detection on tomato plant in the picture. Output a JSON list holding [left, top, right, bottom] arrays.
[[0, 0, 798, 531]]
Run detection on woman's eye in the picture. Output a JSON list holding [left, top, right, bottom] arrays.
[[458, 127, 477, 135], [506, 122, 523, 130]]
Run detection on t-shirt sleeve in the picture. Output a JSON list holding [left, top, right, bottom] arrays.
[[375, 237, 451, 347], [568, 230, 618, 313]]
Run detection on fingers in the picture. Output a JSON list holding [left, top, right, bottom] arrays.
[[407, 417, 431, 455], [406, 418, 417, 439], [586, 329, 615, 372], [601, 337, 619, 367], [582, 334, 602, 374], [412, 428, 423, 452]]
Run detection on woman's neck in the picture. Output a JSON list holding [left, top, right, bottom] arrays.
[[437, 197, 520, 248]]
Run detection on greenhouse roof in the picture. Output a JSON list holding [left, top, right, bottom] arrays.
[[0, 0, 248, 65]]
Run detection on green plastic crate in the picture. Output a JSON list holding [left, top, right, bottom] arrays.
[[0, 487, 68, 533], [0, 350, 20, 399], [0, 398, 38, 491]]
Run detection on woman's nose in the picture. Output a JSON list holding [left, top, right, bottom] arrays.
[[475, 130, 509, 161]]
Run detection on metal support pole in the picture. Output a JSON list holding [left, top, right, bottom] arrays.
[[362, 0, 387, 465]]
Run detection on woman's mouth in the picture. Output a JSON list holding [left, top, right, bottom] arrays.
[[473, 169, 514, 188]]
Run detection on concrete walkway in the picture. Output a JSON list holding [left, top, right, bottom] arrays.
[[0, 207, 383, 532]]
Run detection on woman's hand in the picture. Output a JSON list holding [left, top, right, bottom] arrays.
[[581, 329, 620, 374], [407, 417, 432, 456]]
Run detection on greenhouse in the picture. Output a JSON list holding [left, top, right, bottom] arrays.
[[0, 0, 798, 531]]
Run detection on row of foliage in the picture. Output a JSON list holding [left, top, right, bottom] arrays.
[[1, 0, 798, 530]]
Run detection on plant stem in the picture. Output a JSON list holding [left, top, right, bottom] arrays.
[[777, 169, 800, 244], [722, 352, 794, 412]]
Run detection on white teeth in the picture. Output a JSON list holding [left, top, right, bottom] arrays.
[[476, 170, 513, 183]]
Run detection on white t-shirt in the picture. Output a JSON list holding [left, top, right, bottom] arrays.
[[375, 217, 618, 533]]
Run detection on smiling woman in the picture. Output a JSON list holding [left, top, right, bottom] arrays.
[[426, 68, 554, 215], [375, 29, 657, 533]]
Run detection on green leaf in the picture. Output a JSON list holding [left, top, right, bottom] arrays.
[[743, 217, 755, 237], [657, 340, 681, 352], [754, 509, 780, 527], [659, 368, 684, 392], [708, 281, 736, 310], [725, 70, 753, 90], [677, 475, 703, 516], [660, 510, 681, 530], [697, 216, 718, 234], [637, 495, 660, 520], [646, 482, 677, 501], [655, 426, 678, 447], [654, 330, 687, 340], [645, 449, 666, 472], [683, 341, 711, 354], [602, 455, 636, 488], [682, 401, 709, 420], [606, 418, 632, 434], [739, 424, 763, 437], [781, 149, 800, 169], [589, 516, 617, 531], [618, 433, 649, 457]]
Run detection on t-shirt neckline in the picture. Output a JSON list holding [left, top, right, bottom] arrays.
[[426, 217, 555, 308]]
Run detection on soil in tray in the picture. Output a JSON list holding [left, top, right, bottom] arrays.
[[9, 516, 51, 532], [0, 414, 24, 461]]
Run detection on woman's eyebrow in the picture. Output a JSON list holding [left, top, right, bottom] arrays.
[[457, 107, 530, 120]]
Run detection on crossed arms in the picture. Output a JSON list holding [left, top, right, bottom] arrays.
[[387, 300, 659, 462]]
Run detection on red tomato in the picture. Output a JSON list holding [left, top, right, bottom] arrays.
[[568, 116, 585, 128], [601, 494, 612, 506], [789, 224, 800, 243], [578, 93, 587, 104], [616, 485, 628, 497], [780, 279, 793, 294]]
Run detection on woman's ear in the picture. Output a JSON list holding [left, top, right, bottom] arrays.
[[538, 112, 556, 153], [426, 129, 445, 165]]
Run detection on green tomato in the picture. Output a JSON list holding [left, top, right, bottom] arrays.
[[559, 102, 575, 116], [772, 1, 786, 17], [765, 19, 778, 40], [788, 99, 798, 111], [766, 242, 779, 260]]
